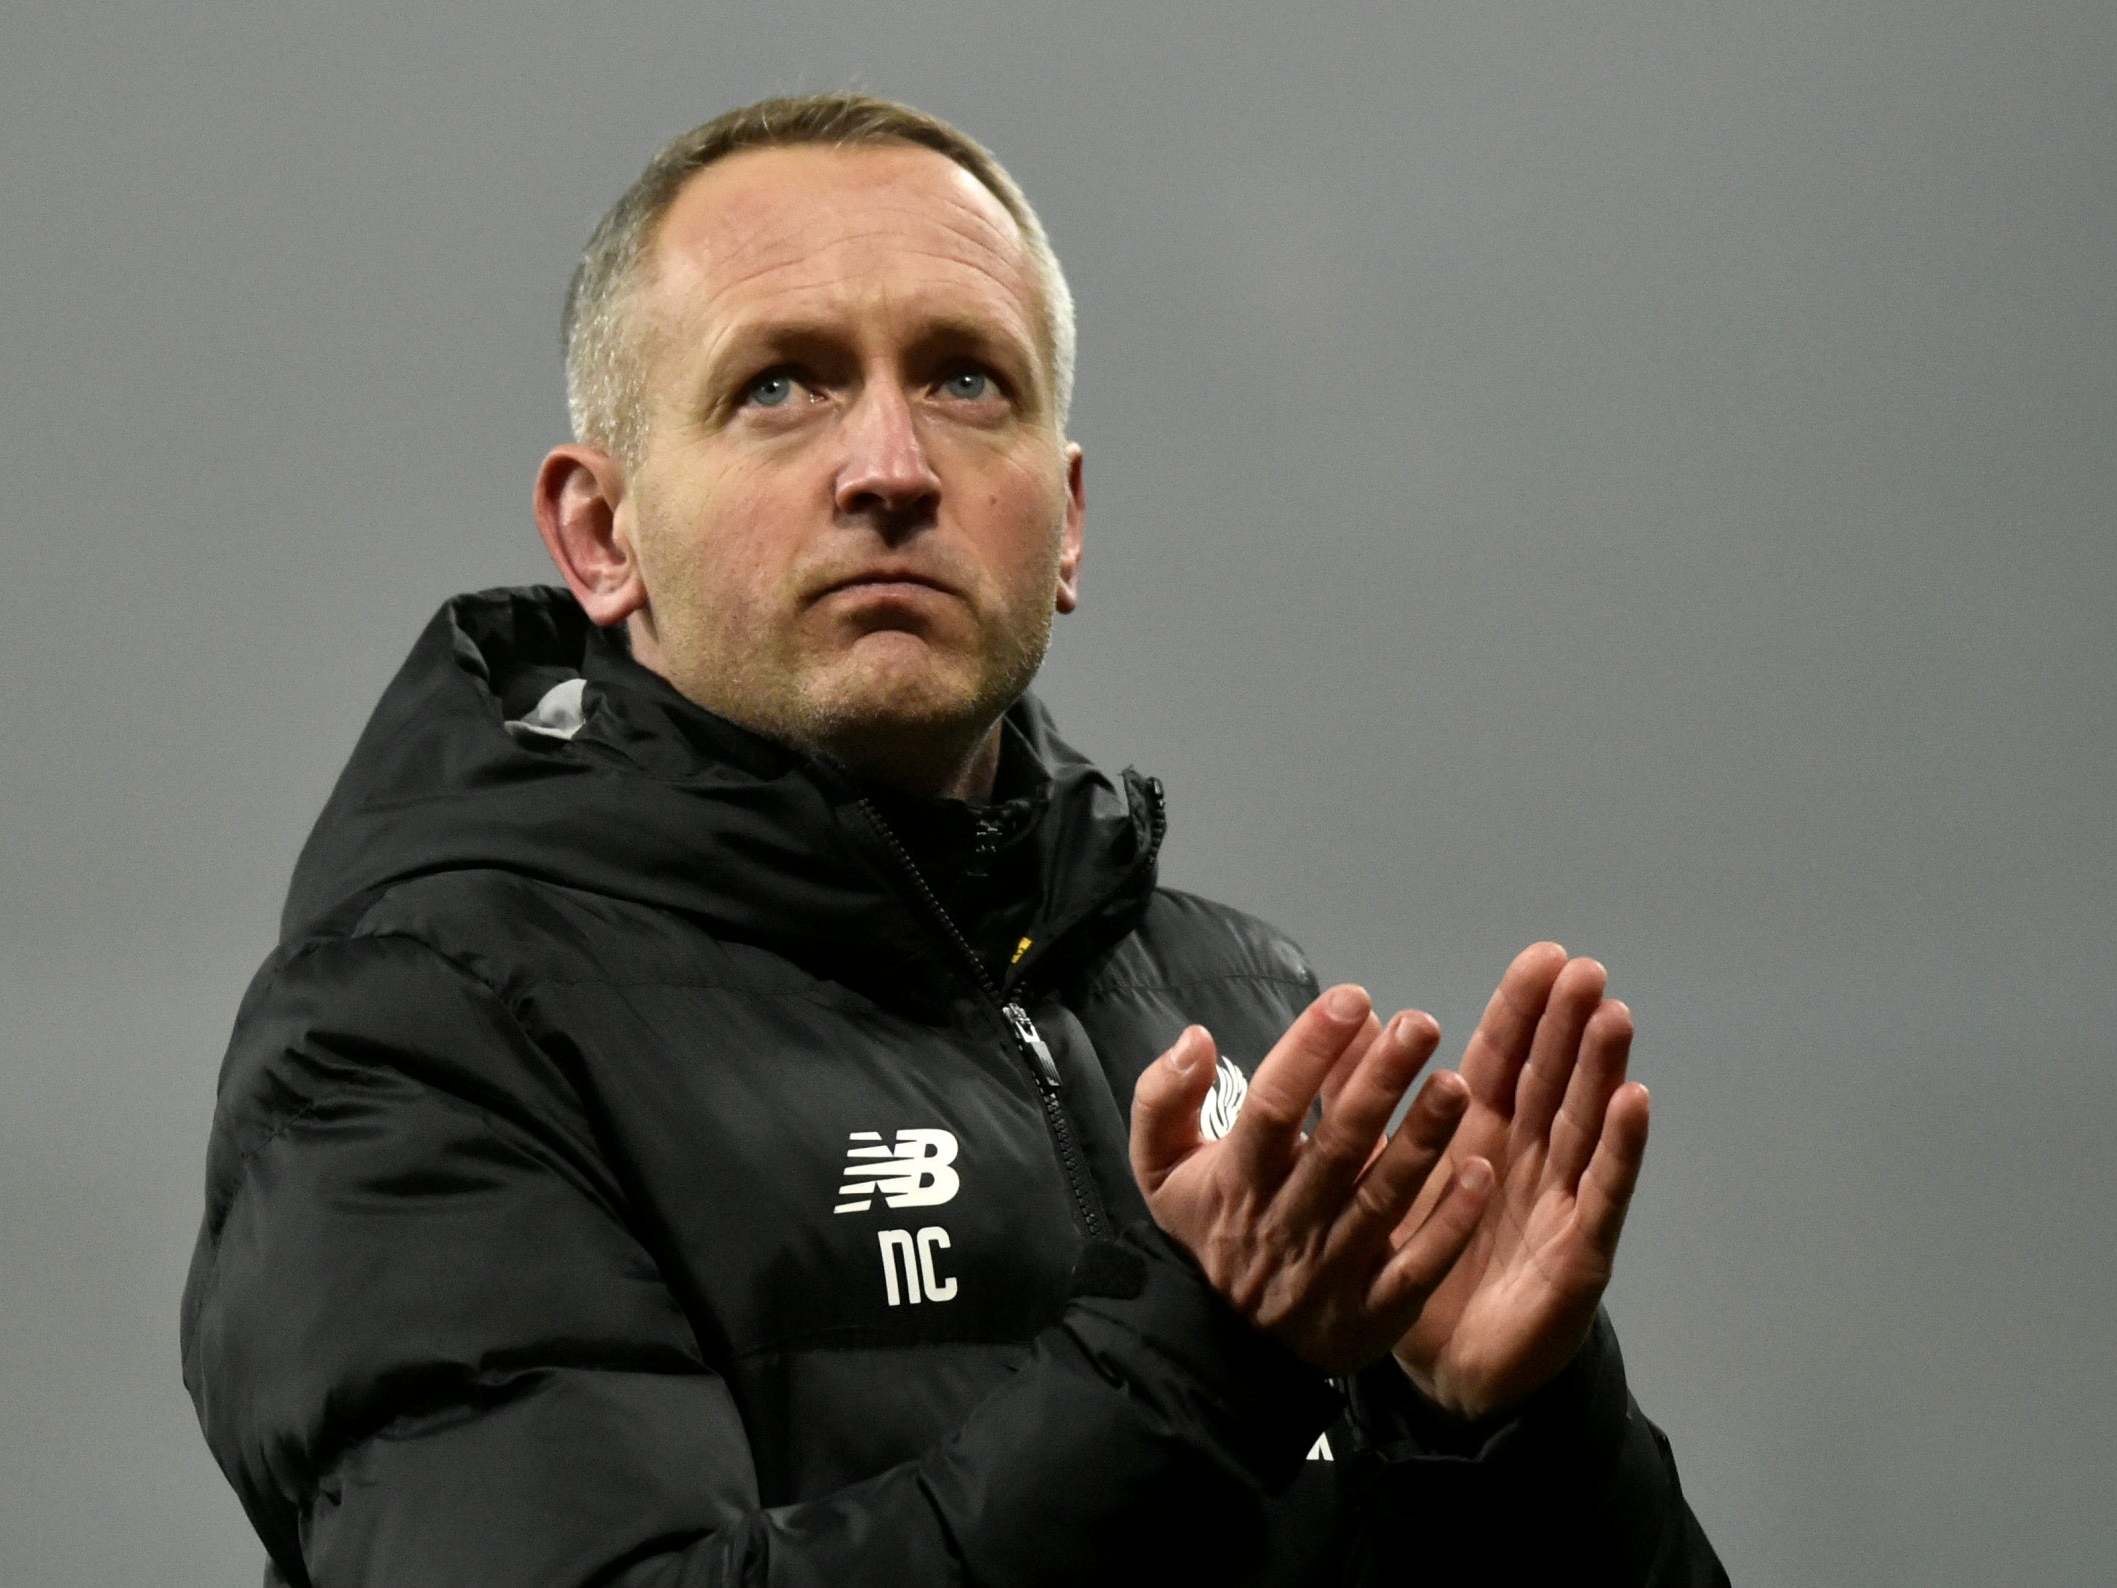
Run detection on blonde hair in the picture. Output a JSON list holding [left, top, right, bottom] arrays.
[[563, 92, 1077, 464]]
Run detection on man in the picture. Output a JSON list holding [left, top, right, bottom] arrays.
[[182, 93, 1725, 1585]]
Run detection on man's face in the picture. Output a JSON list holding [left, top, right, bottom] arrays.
[[615, 142, 1083, 784]]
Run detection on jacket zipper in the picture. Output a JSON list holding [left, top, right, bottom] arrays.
[[855, 797, 1108, 1239]]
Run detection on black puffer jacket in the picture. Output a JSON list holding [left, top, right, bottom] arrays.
[[181, 586, 1726, 1586]]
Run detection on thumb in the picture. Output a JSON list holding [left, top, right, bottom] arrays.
[[1129, 1025, 1216, 1194]]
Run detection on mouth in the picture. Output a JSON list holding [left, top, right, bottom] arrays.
[[816, 569, 958, 602]]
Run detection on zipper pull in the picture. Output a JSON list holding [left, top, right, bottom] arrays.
[[1003, 1001, 1061, 1090], [967, 812, 1002, 878]]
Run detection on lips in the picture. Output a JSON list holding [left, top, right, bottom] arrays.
[[815, 568, 958, 601]]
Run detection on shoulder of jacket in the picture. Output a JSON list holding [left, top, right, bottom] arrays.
[[216, 927, 530, 1133], [1093, 885, 1318, 996], [202, 920, 615, 1250], [346, 867, 581, 953], [323, 868, 738, 994]]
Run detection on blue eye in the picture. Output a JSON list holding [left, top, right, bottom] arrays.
[[942, 368, 991, 401], [745, 371, 796, 407]]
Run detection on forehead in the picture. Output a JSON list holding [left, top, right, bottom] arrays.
[[644, 143, 1043, 363]]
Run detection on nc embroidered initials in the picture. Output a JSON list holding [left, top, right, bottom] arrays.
[[834, 1129, 961, 1214], [876, 1227, 957, 1306]]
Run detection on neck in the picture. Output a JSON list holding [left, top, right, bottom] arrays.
[[833, 720, 1003, 802]]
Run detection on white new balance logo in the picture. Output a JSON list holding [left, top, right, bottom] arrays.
[[833, 1128, 961, 1214]]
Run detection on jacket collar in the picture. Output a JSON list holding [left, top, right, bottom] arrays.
[[283, 586, 1161, 1010]]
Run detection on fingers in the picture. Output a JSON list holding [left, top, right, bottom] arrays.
[[1509, 956, 1607, 1148], [1344, 1064, 1467, 1232], [1576, 1081, 1650, 1259], [1128, 1025, 1217, 1193], [1368, 1155, 1493, 1320], [1318, 1005, 1387, 1116], [1456, 942, 1567, 1117], [1546, 999, 1633, 1190], [1228, 984, 1374, 1168], [1285, 1012, 1443, 1222]]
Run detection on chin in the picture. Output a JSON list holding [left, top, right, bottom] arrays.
[[796, 647, 1013, 766], [814, 673, 981, 742]]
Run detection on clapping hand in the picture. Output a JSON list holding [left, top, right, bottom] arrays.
[[1129, 985, 1494, 1375], [1381, 944, 1651, 1421]]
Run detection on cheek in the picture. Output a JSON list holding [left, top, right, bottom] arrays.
[[648, 465, 798, 589], [974, 448, 1067, 540]]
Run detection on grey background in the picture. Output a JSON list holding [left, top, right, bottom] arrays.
[[4, 2, 2111, 1583]]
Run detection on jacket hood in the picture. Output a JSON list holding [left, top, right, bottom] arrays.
[[281, 586, 1161, 1005]]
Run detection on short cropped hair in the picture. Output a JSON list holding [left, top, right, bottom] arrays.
[[563, 93, 1077, 465]]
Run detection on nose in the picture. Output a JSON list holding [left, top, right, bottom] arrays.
[[833, 384, 941, 528]]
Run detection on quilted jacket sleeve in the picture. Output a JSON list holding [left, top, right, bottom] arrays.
[[1263, 958, 1726, 1585], [1337, 1317, 1729, 1584], [180, 933, 1339, 1588]]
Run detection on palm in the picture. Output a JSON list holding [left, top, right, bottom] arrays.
[[1387, 945, 1650, 1422]]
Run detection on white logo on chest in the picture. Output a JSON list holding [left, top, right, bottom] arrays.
[[1199, 1053, 1249, 1141], [833, 1128, 961, 1213], [836, 1128, 962, 1308]]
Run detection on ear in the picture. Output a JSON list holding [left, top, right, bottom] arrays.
[[1055, 442, 1085, 615], [533, 444, 648, 626]]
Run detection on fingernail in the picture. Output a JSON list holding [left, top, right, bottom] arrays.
[[1326, 986, 1367, 1022], [1169, 1027, 1201, 1075]]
